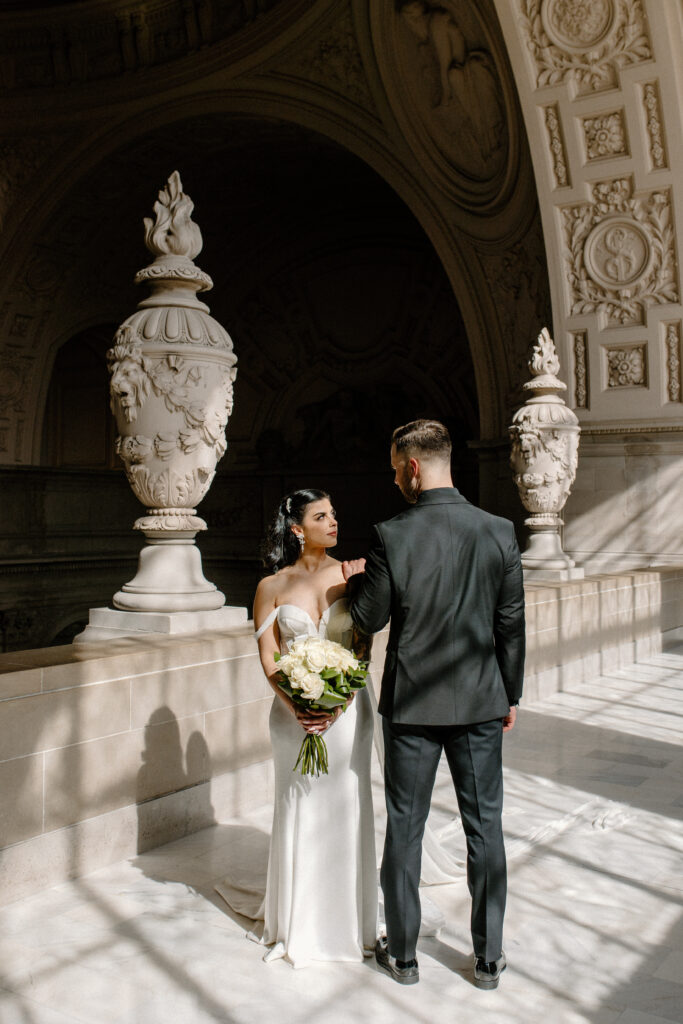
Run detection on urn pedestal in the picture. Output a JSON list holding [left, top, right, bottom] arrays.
[[76, 173, 247, 642], [509, 328, 584, 581]]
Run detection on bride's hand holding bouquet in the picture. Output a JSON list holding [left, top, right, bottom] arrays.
[[275, 636, 368, 777]]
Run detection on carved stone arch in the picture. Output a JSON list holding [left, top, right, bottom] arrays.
[[1, 83, 510, 466]]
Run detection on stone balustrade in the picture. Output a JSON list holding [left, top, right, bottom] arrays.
[[1, 566, 682, 907]]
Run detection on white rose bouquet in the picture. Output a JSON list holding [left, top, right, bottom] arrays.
[[274, 636, 368, 777]]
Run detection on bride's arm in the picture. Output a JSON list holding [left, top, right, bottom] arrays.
[[253, 581, 294, 712]]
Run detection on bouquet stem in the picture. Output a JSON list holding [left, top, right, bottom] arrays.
[[293, 733, 329, 777]]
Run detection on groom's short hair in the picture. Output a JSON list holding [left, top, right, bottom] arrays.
[[392, 419, 452, 461]]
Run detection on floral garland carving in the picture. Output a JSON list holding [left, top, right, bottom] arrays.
[[642, 82, 667, 171], [665, 323, 681, 403], [561, 178, 678, 325], [519, 0, 652, 93], [544, 104, 569, 187], [572, 330, 588, 407], [108, 336, 235, 457]]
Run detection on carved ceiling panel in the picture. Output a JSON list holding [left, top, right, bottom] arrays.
[[519, 0, 652, 95], [561, 177, 677, 327], [494, 0, 683, 430]]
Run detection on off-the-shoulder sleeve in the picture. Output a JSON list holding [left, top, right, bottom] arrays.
[[254, 607, 278, 640]]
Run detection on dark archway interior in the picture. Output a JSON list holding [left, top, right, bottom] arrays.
[[31, 113, 479, 640]]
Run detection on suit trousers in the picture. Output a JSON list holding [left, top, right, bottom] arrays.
[[381, 716, 506, 963]]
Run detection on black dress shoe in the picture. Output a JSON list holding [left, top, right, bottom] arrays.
[[473, 952, 506, 989], [375, 936, 419, 985]]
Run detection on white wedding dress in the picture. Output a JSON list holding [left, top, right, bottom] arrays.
[[249, 598, 378, 968]]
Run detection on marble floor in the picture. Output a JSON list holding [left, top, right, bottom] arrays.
[[1, 644, 682, 1024]]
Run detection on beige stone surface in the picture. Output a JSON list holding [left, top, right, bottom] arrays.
[[39, 629, 255, 691], [0, 662, 42, 700], [43, 712, 208, 832], [204, 699, 272, 775], [0, 753, 43, 847], [1, 570, 681, 905], [0, 680, 130, 762], [2, 643, 682, 1024], [129, 653, 266, 730], [0, 759, 273, 907]]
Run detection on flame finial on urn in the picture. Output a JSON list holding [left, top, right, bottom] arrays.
[[528, 326, 562, 383], [143, 171, 203, 261]]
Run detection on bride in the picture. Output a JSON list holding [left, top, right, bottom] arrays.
[[250, 488, 378, 968]]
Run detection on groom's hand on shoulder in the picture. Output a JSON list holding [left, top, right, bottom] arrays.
[[342, 558, 366, 582]]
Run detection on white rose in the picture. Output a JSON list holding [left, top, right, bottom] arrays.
[[300, 671, 325, 701], [322, 640, 340, 667], [277, 654, 294, 675], [330, 649, 357, 674], [304, 644, 327, 673], [288, 638, 306, 657], [289, 663, 309, 688]]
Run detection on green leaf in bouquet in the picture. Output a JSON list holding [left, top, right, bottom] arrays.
[[315, 691, 347, 709], [277, 680, 296, 698], [273, 652, 281, 662]]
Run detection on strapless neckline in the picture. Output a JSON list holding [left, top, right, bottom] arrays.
[[274, 597, 347, 631]]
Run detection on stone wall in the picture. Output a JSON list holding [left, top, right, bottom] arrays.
[[0, 624, 272, 906], [1, 567, 682, 907]]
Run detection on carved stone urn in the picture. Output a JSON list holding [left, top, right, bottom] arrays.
[[509, 328, 582, 577], [107, 171, 237, 612]]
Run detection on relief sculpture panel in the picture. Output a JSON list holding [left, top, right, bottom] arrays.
[[399, 1, 506, 177], [519, 0, 652, 95], [372, 1, 518, 210]]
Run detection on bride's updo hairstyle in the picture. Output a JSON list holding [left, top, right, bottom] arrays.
[[262, 488, 330, 572]]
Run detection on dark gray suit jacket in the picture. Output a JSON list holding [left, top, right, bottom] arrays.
[[350, 487, 525, 725]]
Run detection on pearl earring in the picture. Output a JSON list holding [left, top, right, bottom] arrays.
[[297, 534, 305, 551]]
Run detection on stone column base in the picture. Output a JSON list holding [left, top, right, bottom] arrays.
[[74, 605, 248, 643]]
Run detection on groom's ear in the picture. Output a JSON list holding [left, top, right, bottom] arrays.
[[409, 456, 420, 478]]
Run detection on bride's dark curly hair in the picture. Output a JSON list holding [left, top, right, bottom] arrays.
[[261, 488, 330, 573]]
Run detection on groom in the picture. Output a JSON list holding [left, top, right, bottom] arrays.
[[342, 419, 525, 989]]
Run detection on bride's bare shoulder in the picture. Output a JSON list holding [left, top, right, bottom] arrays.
[[253, 573, 287, 627], [324, 557, 347, 585], [255, 572, 285, 599]]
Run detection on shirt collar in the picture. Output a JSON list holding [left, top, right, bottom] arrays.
[[415, 487, 468, 506]]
